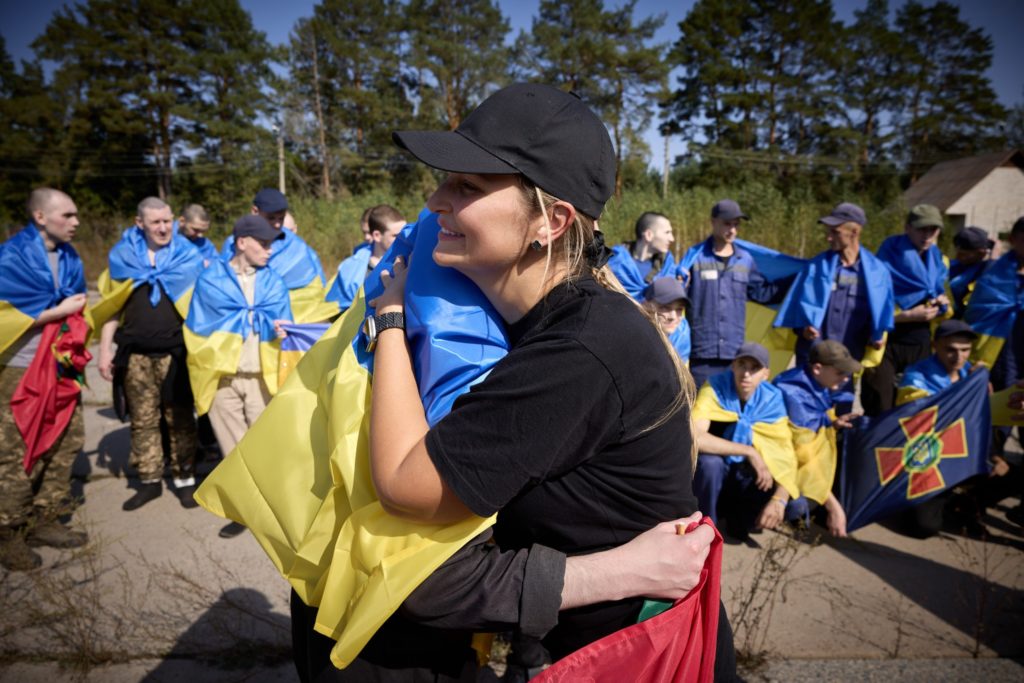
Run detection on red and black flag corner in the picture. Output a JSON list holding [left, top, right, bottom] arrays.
[[839, 368, 991, 533]]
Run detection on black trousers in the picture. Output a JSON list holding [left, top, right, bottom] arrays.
[[861, 340, 930, 416]]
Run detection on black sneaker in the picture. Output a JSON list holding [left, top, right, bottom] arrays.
[[176, 485, 199, 509], [218, 522, 246, 539], [122, 483, 162, 511]]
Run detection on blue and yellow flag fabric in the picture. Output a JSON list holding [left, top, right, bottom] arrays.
[[222, 229, 338, 323], [963, 252, 1023, 368], [692, 372, 799, 498], [896, 354, 971, 406], [948, 259, 989, 319], [990, 384, 1024, 427], [875, 235, 949, 314], [838, 368, 991, 533], [278, 322, 331, 386], [0, 225, 86, 356], [324, 246, 373, 312], [607, 244, 677, 300], [773, 247, 894, 367], [171, 220, 219, 264], [183, 260, 292, 415], [772, 366, 838, 505], [195, 210, 509, 668], [85, 227, 204, 334], [669, 320, 691, 364]]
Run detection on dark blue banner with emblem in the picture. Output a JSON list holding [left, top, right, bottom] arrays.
[[838, 368, 991, 533]]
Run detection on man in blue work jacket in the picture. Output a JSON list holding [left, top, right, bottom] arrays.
[[679, 199, 780, 388]]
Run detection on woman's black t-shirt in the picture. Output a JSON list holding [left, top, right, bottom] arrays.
[[425, 275, 697, 657]]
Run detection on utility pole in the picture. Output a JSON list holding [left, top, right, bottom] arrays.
[[662, 133, 670, 200], [274, 122, 285, 194]]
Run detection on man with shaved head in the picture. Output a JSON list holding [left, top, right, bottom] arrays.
[[0, 188, 89, 570]]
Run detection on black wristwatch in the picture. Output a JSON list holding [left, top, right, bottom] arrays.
[[364, 311, 405, 352]]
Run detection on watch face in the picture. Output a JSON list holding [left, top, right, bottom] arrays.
[[364, 316, 377, 352]]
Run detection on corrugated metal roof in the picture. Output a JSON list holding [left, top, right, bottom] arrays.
[[903, 150, 1024, 211]]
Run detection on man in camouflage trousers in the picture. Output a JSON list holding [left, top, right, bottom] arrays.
[[0, 188, 89, 571]]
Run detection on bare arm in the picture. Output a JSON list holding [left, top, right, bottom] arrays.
[[32, 293, 88, 328], [98, 318, 119, 381], [561, 513, 713, 609], [368, 258, 472, 524], [694, 418, 772, 490]]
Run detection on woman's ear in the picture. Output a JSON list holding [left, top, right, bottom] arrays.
[[538, 200, 575, 245]]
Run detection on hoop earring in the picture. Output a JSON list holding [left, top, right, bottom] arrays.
[[530, 240, 543, 251]]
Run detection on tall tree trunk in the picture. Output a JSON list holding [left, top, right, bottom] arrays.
[[309, 33, 332, 200]]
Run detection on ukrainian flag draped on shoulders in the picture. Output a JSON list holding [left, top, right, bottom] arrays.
[[839, 368, 991, 533], [195, 209, 509, 668], [677, 238, 806, 376], [876, 235, 950, 319], [323, 245, 373, 312], [183, 260, 291, 415], [669, 321, 691, 364], [963, 251, 1024, 367], [773, 247, 894, 366], [896, 354, 971, 406], [772, 366, 837, 505], [607, 243, 677, 300], [692, 372, 799, 499], [222, 229, 337, 323], [86, 227, 203, 334], [0, 224, 85, 355]]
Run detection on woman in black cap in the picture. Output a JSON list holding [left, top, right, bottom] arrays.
[[293, 83, 730, 681]]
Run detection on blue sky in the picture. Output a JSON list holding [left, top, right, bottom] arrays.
[[3, 0, 1022, 170]]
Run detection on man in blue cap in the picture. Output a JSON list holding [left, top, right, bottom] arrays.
[[949, 226, 994, 319], [773, 202, 895, 414], [221, 189, 334, 323], [679, 199, 780, 388]]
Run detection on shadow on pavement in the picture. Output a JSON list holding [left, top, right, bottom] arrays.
[[827, 535, 1024, 657], [141, 587, 292, 682]]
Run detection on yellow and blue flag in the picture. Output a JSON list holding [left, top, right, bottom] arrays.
[[0, 225, 86, 356], [222, 229, 338, 323], [876, 235, 949, 314], [773, 247, 894, 368], [692, 372, 800, 499], [948, 259, 989, 318], [85, 227, 203, 334], [195, 210, 509, 667], [607, 244, 677, 300], [963, 252, 1023, 368], [838, 368, 991, 533], [183, 260, 292, 415], [324, 247, 373, 312], [772, 366, 838, 505], [278, 321, 331, 386], [669, 320, 691, 364]]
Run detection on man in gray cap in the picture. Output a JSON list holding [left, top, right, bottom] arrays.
[[863, 204, 951, 414], [678, 199, 780, 388], [773, 202, 894, 414], [949, 226, 995, 318]]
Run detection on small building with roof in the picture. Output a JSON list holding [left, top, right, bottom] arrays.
[[903, 150, 1024, 237]]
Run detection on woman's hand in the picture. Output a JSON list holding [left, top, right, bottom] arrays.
[[369, 256, 409, 315]]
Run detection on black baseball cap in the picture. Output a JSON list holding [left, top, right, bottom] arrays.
[[735, 342, 770, 369], [934, 319, 978, 341], [393, 83, 615, 219], [233, 215, 284, 242], [711, 199, 748, 221], [253, 188, 288, 214], [819, 202, 867, 227], [952, 226, 995, 251], [644, 277, 688, 305]]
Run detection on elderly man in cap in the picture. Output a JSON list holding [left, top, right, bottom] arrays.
[[607, 211, 677, 300], [642, 277, 691, 363], [678, 199, 780, 388], [691, 342, 800, 539], [862, 204, 951, 414], [220, 189, 334, 323], [773, 202, 895, 414], [949, 227, 995, 318], [773, 340, 863, 537], [185, 215, 292, 537]]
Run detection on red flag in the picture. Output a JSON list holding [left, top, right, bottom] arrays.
[[11, 312, 91, 472], [534, 518, 722, 683]]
